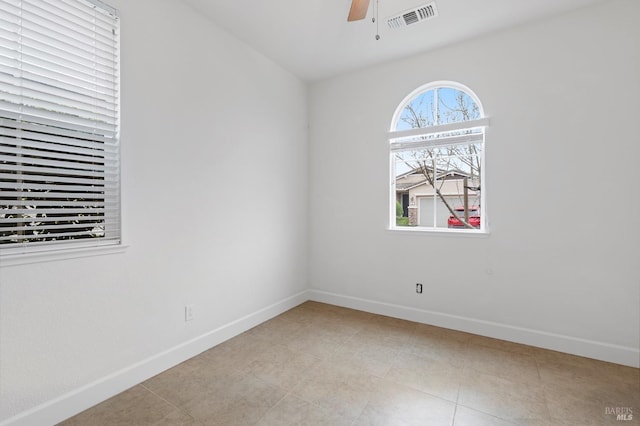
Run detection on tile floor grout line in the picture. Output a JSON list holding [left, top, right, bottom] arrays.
[[251, 390, 290, 426], [139, 383, 199, 424], [450, 403, 458, 426], [451, 362, 464, 426]]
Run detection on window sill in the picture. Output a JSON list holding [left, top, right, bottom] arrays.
[[388, 226, 491, 237], [0, 244, 129, 267]]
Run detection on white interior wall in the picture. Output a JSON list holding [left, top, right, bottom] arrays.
[[0, 0, 308, 423], [308, 0, 639, 364]]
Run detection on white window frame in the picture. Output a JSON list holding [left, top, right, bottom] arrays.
[[0, 0, 123, 264], [388, 81, 489, 234]]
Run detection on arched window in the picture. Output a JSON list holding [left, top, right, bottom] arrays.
[[390, 82, 488, 232]]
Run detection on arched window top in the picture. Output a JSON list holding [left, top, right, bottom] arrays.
[[391, 81, 485, 132], [389, 81, 488, 233]]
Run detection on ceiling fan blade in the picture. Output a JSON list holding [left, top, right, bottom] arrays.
[[347, 0, 370, 21]]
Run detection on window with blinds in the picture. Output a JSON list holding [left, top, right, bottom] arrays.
[[0, 0, 120, 255]]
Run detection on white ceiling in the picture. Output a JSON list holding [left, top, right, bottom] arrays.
[[182, 0, 605, 81]]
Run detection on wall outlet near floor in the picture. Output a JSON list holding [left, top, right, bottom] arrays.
[[185, 304, 195, 322], [416, 283, 423, 294]]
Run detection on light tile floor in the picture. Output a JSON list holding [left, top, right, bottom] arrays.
[[60, 302, 639, 425]]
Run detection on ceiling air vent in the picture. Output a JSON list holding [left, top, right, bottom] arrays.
[[387, 2, 438, 30]]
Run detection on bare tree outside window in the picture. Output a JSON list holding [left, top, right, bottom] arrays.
[[391, 84, 486, 230]]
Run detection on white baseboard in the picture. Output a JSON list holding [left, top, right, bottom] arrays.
[[308, 289, 640, 368], [1, 291, 310, 426]]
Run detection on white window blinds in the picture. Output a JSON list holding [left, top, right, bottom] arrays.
[[0, 0, 120, 254]]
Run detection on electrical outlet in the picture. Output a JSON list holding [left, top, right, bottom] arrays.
[[185, 304, 195, 322], [416, 283, 423, 294]]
